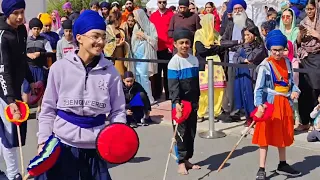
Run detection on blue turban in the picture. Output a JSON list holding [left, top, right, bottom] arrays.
[[1, 0, 26, 17], [227, 0, 233, 13], [73, 10, 106, 39], [265, 30, 287, 50], [100, 2, 110, 9], [228, 0, 247, 12], [290, 6, 300, 18]]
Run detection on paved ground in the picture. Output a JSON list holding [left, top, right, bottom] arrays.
[[0, 107, 319, 180]]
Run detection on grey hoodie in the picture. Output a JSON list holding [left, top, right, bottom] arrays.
[[38, 52, 126, 148]]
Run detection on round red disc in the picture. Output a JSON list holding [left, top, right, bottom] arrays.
[[96, 123, 139, 164]]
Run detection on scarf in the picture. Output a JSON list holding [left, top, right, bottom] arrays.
[[298, 1, 320, 58], [279, 8, 300, 42]]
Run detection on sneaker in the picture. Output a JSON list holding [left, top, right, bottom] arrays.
[[256, 170, 266, 180], [130, 122, 138, 128], [36, 111, 40, 120], [276, 163, 301, 176], [13, 173, 22, 180], [217, 112, 233, 123]]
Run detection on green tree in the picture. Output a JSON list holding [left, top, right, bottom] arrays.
[[47, 0, 93, 15], [47, 0, 145, 15]]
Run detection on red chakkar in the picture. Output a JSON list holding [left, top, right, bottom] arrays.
[[171, 100, 192, 124], [250, 102, 274, 122], [96, 123, 139, 164]]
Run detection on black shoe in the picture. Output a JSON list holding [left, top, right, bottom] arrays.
[[145, 117, 153, 123], [130, 122, 138, 128], [0, 170, 5, 175], [217, 112, 233, 123], [256, 170, 266, 180], [13, 173, 22, 180], [276, 163, 301, 176]]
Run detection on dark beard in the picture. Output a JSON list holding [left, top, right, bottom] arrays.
[[127, 7, 134, 12], [181, 11, 191, 17]]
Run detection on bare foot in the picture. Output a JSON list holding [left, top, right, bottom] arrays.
[[185, 160, 201, 170], [178, 163, 188, 175]]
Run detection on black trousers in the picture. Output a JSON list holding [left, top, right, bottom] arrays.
[[154, 50, 172, 100], [172, 109, 197, 164], [298, 74, 320, 125], [126, 92, 151, 123], [222, 67, 236, 113]]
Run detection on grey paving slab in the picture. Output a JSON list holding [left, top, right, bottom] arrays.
[[0, 113, 319, 180]]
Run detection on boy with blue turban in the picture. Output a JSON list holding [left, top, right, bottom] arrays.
[[35, 10, 126, 179], [253, 30, 301, 180], [0, 0, 35, 179]]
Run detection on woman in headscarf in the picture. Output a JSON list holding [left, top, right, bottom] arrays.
[[120, 13, 135, 46], [203, 2, 221, 32], [295, 0, 320, 131], [104, 10, 131, 78], [51, 10, 61, 32], [131, 9, 158, 104], [233, 22, 268, 132], [253, 30, 301, 180], [193, 14, 226, 122], [279, 8, 300, 42]]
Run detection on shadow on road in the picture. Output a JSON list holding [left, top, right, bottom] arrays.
[[266, 155, 320, 179], [108, 156, 151, 169], [196, 145, 259, 180]]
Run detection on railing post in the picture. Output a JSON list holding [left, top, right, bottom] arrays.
[[199, 58, 226, 139]]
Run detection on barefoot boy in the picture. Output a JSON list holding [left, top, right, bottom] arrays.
[[168, 29, 201, 175]]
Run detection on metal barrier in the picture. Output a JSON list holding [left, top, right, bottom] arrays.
[[107, 56, 320, 139]]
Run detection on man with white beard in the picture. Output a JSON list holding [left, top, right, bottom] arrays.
[[217, 0, 255, 123]]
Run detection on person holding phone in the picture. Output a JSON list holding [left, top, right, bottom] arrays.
[[104, 10, 130, 78], [296, 0, 320, 132]]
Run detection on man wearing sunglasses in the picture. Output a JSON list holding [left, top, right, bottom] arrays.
[[150, 0, 174, 100], [168, 0, 201, 54]]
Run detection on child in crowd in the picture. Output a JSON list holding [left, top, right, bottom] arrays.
[[35, 10, 126, 179], [123, 71, 152, 128], [57, 16, 68, 38], [90, 0, 100, 12], [39, 13, 60, 50], [253, 30, 301, 180], [308, 95, 320, 142], [266, 8, 278, 21], [23, 18, 53, 117], [168, 29, 201, 175], [56, 20, 77, 60], [260, 20, 277, 38]]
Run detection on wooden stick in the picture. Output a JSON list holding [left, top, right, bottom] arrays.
[[23, 173, 30, 180], [163, 125, 178, 180], [217, 121, 255, 172], [17, 125, 25, 176]]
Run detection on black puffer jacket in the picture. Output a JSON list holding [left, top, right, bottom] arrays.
[[0, 14, 34, 104]]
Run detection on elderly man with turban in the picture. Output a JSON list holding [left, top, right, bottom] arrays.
[[218, 0, 255, 123], [0, 0, 35, 179], [252, 30, 301, 180]]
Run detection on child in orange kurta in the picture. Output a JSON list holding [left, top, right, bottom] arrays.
[[252, 30, 301, 180]]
